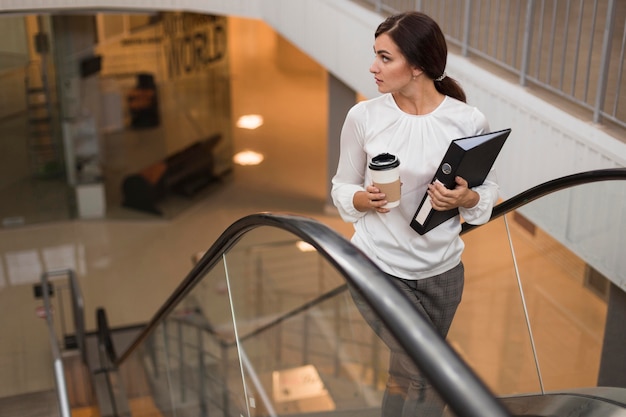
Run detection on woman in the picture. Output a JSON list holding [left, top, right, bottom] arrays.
[[331, 11, 499, 416]]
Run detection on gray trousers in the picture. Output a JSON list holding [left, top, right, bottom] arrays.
[[350, 262, 464, 417]]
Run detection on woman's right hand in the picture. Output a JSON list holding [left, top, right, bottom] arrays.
[[354, 185, 390, 213]]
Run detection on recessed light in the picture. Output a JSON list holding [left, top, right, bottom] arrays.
[[236, 114, 264, 130], [233, 150, 264, 166]]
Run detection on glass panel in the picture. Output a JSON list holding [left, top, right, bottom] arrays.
[[223, 226, 388, 416], [449, 215, 542, 396], [520, 180, 625, 288], [510, 180, 624, 391], [116, 177, 623, 416], [93, 11, 233, 220], [221, 226, 484, 416], [223, 228, 346, 327], [116, 344, 163, 416], [450, 179, 623, 397], [0, 14, 73, 226], [128, 254, 247, 417], [0, 11, 233, 226]]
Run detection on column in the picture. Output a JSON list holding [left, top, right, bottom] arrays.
[[326, 73, 357, 213]]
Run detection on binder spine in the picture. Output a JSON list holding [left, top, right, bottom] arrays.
[[433, 142, 465, 188], [411, 143, 464, 233]]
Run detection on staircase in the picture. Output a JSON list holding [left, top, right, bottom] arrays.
[[25, 31, 64, 179]]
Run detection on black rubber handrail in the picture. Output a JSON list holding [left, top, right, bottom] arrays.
[[461, 167, 626, 234], [96, 307, 117, 366]]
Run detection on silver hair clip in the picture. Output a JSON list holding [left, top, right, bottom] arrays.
[[435, 72, 446, 82]]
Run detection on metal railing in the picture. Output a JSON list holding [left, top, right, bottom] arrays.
[[39, 269, 86, 417], [355, 0, 626, 129], [144, 241, 388, 416]]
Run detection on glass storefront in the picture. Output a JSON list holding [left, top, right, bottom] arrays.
[[0, 11, 234, 226]]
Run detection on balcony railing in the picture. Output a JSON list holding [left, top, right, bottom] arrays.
[[354, 0, 626, 130]]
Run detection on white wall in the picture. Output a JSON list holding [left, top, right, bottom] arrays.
[[3, 0, 626, 289]]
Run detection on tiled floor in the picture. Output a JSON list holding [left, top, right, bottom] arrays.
[[0, 14, 608, 415]]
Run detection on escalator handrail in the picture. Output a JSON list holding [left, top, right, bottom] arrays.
[[115, 212, 511, 417], [40, 270, 73, 417], [67, 270, 88, 365], [96, 307, 118, 366], [461, 167, 626, 234], [114, 168, 625, 417]]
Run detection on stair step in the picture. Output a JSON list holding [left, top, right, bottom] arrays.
[[28, 111, 51, 118], [26, 87, 46, 94], [28, 117, 52, 124], [29, 143, 58, 150], [27, 99, 49, 105], [28, 132, 54, 139], [28, 125, 53, 132]]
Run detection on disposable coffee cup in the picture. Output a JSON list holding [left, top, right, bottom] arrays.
[[368, 153, 401, 208]]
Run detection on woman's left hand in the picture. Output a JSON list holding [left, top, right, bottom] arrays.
[[427, 176, 479, 211]]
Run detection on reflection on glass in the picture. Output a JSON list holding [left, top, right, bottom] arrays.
[[138, 255, 246, 417], [451, 216, 541, 395], [221, 227, 457, 416], [450, 179, 623, 395], [133, 225, 406, 416], [224, 227, 388, 415], [510, 181, 622, 391], [0, 11, 234, 224]]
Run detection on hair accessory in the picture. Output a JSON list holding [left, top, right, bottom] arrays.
[[435, 72, 446, 82]]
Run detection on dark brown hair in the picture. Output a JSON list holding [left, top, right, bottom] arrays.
[[375, 11, 466, 103]]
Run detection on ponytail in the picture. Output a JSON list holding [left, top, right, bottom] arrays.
[[435, 76, 466, 103]]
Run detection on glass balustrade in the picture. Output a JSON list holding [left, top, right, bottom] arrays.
[[111, 173, 626, 417], [450, 178, 625, 399]]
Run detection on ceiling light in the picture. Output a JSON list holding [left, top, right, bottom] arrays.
[[233, 150, 264, 166], [236, 114, 264, 129]]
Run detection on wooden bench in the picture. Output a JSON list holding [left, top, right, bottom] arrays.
[[121, 134, 221, 215]]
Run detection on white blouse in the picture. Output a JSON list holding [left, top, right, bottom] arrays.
[[331, 94, 499, 280]]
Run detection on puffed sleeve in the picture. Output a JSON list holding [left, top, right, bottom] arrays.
[[459, 171, 499, 225], [331, 105, 368, 223]]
